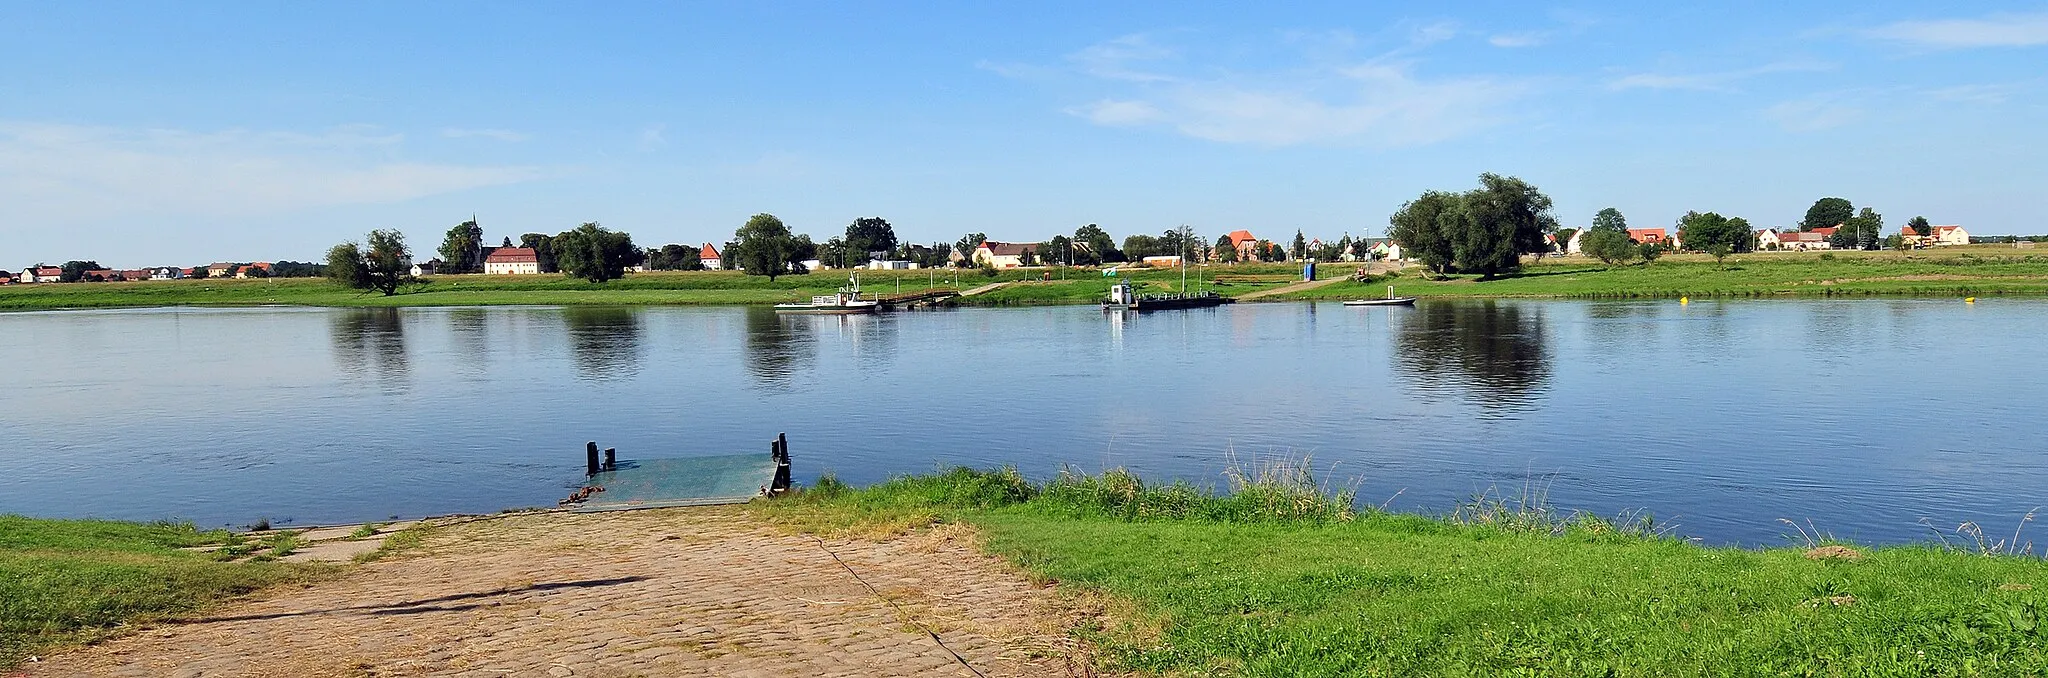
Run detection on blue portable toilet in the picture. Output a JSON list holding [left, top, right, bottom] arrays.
[[1302, 260, 1316, 281]]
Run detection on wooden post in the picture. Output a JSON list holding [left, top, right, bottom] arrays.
[[603, 448, 617, 471], [586, 442, 600, 476], [770, 432, 792, 494]]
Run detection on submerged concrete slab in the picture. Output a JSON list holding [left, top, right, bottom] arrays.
[[571, 454, 778, 513]]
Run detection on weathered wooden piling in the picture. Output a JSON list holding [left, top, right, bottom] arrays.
[[770, 432, 792, 494], [603, 448, 617, 472], [586, 441, 600, 476]]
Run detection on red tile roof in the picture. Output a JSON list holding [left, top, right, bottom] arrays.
[[1225, 230, 1256, 245], [485, 247, 538, 263], [700, 243, 720, 259], [979, 241, 1040, 257], [1810, 227, 1838, 236], [1628, 228, 1667, 242], [34, 266, 61, 276]]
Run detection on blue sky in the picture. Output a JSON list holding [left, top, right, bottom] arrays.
[[3, 2, 2045, 266]]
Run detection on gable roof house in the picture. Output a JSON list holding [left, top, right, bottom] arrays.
[[1223, 230, 1259, 261], [0, 270, 12, 284], [234, 262, 273, 278], [700, 244, 722, 270], [1778, 230, 1831, 250], [483, 247, 540, 275], [1628, 228, 1669, 246], [973, 241, 1043, 268], [150, 267, 183, 280], [1755, 228, 1781, 250]]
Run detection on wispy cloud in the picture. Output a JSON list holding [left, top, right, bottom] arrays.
[[1488, 32, 1548, 48], [1763, 96, 1864, 132], [1861, 12, 2048, 48], [0, 121, 542, 222], [441, 127, 530, 142], [1607, 60, 1833, 92], [1052, 31, 1527, 147], [636, 123, 667, 151]]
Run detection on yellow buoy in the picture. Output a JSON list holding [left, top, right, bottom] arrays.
[[1680, 296, 1689, 305], [1965, 297, 1976, 304]]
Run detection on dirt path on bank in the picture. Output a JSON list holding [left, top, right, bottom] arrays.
[[1233, 275, 1349, 300], [25, 507, 1103, 678]]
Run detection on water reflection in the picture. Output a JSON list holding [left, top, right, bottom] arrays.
[[447, 308, 491, 370], [1394, 301, 1550, 409], [563, 307, 643, 381], [742, 307, 816, 387], [330, 308, 410, 388]]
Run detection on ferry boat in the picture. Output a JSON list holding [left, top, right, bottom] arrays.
[[1342, 285, 1417, 307], [1102, 280, 1232, 311], [775, 274, 880, 314]]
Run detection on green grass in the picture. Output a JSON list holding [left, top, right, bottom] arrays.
[[755, 468, 2048, 677], [0, 266, 1298, 311], [7, 251, 2046, 313], [1280, 250, 2048, 302], [0, 516, 323, 668]]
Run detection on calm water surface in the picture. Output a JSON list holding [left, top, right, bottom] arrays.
[[2, 300, 2043, 546]]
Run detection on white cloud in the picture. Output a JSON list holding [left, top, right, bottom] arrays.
[[637, 123, 668, 151], [1488, 32, 1547, 48], [1067, 99, 1163, 126], [441, 127, 530, 142], [1607, 60, 1833, 92], [0, 121, 542, 222], [1764, 97, 1864, 132], [1054, 33, 1525, 147], [1861, 12, 2048, 48]]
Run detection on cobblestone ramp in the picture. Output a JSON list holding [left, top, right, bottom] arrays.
[[27, 507, 1103, 677]]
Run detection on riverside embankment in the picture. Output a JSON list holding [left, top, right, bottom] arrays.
[[8, 468, 2046, 676], [7, 250, 2048, 312]]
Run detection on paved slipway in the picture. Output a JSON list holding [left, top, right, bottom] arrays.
[[24, 507, 1109, 678]]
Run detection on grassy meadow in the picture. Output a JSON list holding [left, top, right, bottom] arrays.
[[755, 467, 2048, 677], [0, 516, 325, 667], [4, 248, 2046, 312]]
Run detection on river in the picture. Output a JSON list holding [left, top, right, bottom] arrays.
[[2, 300, 2042, 546]]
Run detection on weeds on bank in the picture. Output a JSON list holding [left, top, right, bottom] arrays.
[[0, 516, 324, 669]]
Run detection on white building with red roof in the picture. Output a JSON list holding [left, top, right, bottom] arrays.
[[700, 243, 723, 270], [484, 247, 540, 275]]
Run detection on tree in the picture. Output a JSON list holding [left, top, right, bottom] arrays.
[[553, 222, 641, 283], [326, 229, 412, 295], [1907, 215, 1932, 237], [733, 213, 803, 281], [954, 232, 987, 267], [437, 219, 485, 273], [1264, 241, 1287, 262], [1846, 207, 1884, 251], [1390, 175, 1556, 278], [1707, 243, 1733, 266], [1019, 246, 1038, 266], [842, 217, 897, 265], [326, 243, 370, 289], [1213, 234, 1238, 263], [1591, 207, 1627, 235], [188, 265, 210, 280], [1801, 197, 1853, 232], [1074, 224, 1120, 263], [644, 244, 699, 271], [58, 260, 102, 283], [515, 234, 558, 273], [1042, 235, 1074, 266], [242, 265, 271, 279], [1123, 234, 1163, 259], [1292, 230, 1307, 261], [1676, 211, 1751, 254], [1637, 241, 1663, 263]]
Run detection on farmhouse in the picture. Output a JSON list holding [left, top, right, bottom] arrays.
[[700, 244, 723, 270], [484, 247, 541, 275], [973, 241, 1043, 269]]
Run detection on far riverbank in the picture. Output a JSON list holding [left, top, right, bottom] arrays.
[[5, 248, 2048, 311]]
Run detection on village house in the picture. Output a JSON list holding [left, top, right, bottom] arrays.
[[1901, 224, 1970, 247], [0, 270, 13, 284], [19, 266, 61, 283], [1777, 230, 1831, 251], [150, 267, 182, 280], [483, 247, 540, 275], [865, 260, 919, 270], [206, 262, 239, 278], [1628, 228, 1670, 247], [1366, 239, 1404, 261], [410, 259, 441, 276], [973, 241, 1043, 268], [234, 262, 273, 279], [1223, 230, 1259, 261], [1755, 229, 1781, 250], [1565, 230, 1586, 254], [700, 244, 723, 270]]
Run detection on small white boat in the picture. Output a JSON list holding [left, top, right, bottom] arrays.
[[1343, 285, 1417, 307], [775, 274, 880, 314]]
